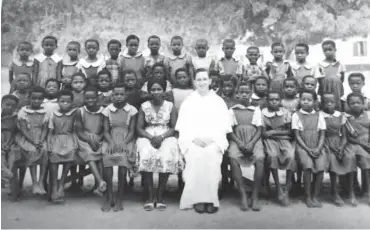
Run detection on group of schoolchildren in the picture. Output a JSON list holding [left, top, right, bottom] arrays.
[[1, 33, 370, 212]]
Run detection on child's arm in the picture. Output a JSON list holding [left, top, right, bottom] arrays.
[[125, 114, 137, 144], [103, 115, 115, 153], [75, 110, 89, 142], [312, 130, 325, 156], [339, 125, 348, 152], [136, 108, 153, 139], [246, 126, 262, 151], [8, 63, 14, 85], [294, 130, 312, 153], [32, 59, 39, 86], [56, 60, 62, 82], [163, 91, 174, 103]]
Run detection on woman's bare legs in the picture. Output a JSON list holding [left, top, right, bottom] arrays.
[[157, 173, 170, 204]]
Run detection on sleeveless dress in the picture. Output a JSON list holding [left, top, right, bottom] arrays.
[[101, 103, 137, 168], [228, 105, 264, 167], [2, 113, 21, 168], [48, 109, 78, 163], [136, 101, 183, 174], [77, 106, 104, 162], [262, 107, 294, 170], [293, 110, 328, 173], [15, 107, 48, 166], [322, 111, 357, 174], [345, 111, 370, 169]]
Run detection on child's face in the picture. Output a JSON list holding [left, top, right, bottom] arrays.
[[127, 39, 139, 55], [15, 74, 31, 91], [268, 93, 281, 110], [300, 92, 314, 111], [222, 80, 235, 97], [246, 48, 260, 64], [67, 44, 79, 60], [108, 44, 121, 58], [322, 44, 336, 59], [85, 41, 99, 57], [236, 85, 251, 100], [222, 42, 235, 58], [42, 39, 57, 56], [84, 91, 98, 108], [71, 76, 86, 92], [18, 44, 32, 59], [284, 80, 298, 97], [153, 66, 165, 80], [322, 94, 336, 113], [271, 45, 285, 61], [176, 71, 190, 88], [150, 83, 164, 99], [2, 99, 17, 115], [112, 87, 126, 104], [303, 77, 317, 91], [148, 38, 160, 54], [45, 82, 59, 97], [210, 75, 219, 90], [349, 76, 364, 93], [195, 42, 208, 57], [295, 46, 308, 63], [123, 73, 137, 89], [171, 39, 183, 55], [58, 95, 73, 112], [98, 74, 111, 90], [254, 79, 268, 94], [348, 96, 364, 113], [30, 92, 44, 109]]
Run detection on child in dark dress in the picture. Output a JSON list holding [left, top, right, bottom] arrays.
[[97, 69, 113, 108], [61, 41, 80, 90], [105, 39, 122, 85]]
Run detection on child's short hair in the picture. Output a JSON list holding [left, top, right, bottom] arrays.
[[271, 42, 284, 50], [126, 34, 140, 44], [254, 76, 269, 86], [42, 35, 58, 46], [222, 39, 235, 47], [72, 72, 87, 81], [97, 68, 112, 80], [84, 39, 99, 48], [195, 39, 208, 46], [67, 41, 81, 52], [267, 90, 283, 100], [322, 40, 336, 48], [347, 92, 365, 104], [2, 94, 19, 105], [348, 72, 365, 82], [84, 86, 98, 95], [107, 39, 122, 49], [17, 41, 33, 51], [112, 83, 126, 90], [209, 70, 219, 78], [302, 75, 317, 83], [122, 69, 137, 79], [148, 35, 161, 43], [58, 89, 74, 101], [283, 78, 299, 88], [45, 78, 61, 89], [147, 78, 167, 92], [220, 74, 237, 86], [30, 86, 45, 97], [247, 46, 259, 53], [295, 43, 309, 53], [174, 67, 188, 78], [170, 36, 183, 44], [299, 90, 318, 101]]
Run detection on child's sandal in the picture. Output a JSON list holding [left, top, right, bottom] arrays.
[[156, 202, 167, 211], [143, 202, 155, 211]]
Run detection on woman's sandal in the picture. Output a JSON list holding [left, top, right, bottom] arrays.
[[156, 202, 167, 211], [143, 202, 155, 211]]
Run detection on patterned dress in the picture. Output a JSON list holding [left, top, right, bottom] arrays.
[[243, 61, 265, 85], [143, 54, 169, 79], [48, 109, 78, 163], [228, 105, 264, 167], [101, 103, 137, 168], [33, 53, 62, 88], [136, 101, 183, 174]]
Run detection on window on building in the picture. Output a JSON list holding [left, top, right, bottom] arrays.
[[353, 41, 367, 57]]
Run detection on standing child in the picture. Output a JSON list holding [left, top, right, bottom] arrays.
[[71, 72, 87, 109], [227, 93, 264, 211], [321, 93, 357, 206], [262, 91, 294, 206], [12, 73, 32, 111], [345, 93, 370, 205], [250, 76, 269, 108], [341, 73, 370, 113], [291, 43, 314, 90], [97, 69, 113, 108], [220, 74, 238, 108], [75, 87, 107, 196], [77, 39, 105, 87], [33, 36, 62, 88], [315, 40, 346, 110], [9, 42, 34, 93], [265, 42, 293, 92], [292, 90, 327, 208], [120, 35, 146, 86], [170, 68, 194, 112], [105, 39, 122, 85], [168, 36, 194, 85], [47, 90, 78, 203], [215, 39, 243, 80], [42, 79, 60, 114], [141, 63, 172, 93], [192, 39, 215, 73], [144, 35, 169, 79], [61, 41, 80, 90], [15, 87, 48, 195], [101, 84, 138, 212], [242, 46, 266, 86], [282, 78, 300, 113]]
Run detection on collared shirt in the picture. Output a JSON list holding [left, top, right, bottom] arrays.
[[215, 56, 243, 76], [192, 56, 215, 72], [314, 60, 346, 79], [35, 53, 63, 63], [291, 61, 314, 78], [291, 109, 326, 131]]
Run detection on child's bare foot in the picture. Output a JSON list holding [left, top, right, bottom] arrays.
[[57, 186, 65, 198], [305, 197, 315, 208], [32, 184, 41, 195], [38, 182, 47, 195], [312, 198, 322, 208], [2, 168, 13, 179], [251, 198, 261, 212], [98, 181, 107, 193], [101, 200, 111, 212], [240, 194, 249, 211], [113, 201, 124, 212], [281, 195, 290, 206], [349, 195, 358, 207], [332, 194, 344, 207]]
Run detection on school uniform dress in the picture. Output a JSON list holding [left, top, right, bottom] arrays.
[[281, 96, 300, 114], [266, 60, 292, 92], [2, 113, 21, 169], [61, 58, 79, 89], [9, 58, 34, 93], [97, 90, 112, 108], [291, 61, 314, 90], [34, 53, 62, 88], [48, 109, 78, 163], [120, 52, 145, 85], [321, 111, 357, 174], [12, 91, 30, 112], [143, 54, 169, 78], [72, 91, 85, 109], [192, 56, 215, 72], [77, 106, 104, 162], [345, 111, 370, 169], [292, 109, 328, 173], [228, 104, 264, 167], [172, 88, 194, 112], [15, 106, 48, 166], [105, 57, 122, 84], [101, 103, 137, 168], [76, 57, 106, 87], [215, 57, 243, 78], [262, 107, 294, 170], [168, 53, 193, 84]]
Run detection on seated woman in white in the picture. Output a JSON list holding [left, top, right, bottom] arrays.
[[176, 69, 232, 214]]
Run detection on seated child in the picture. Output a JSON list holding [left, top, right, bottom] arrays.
[[71, 72, 87, 109], [250, 76, 269, 108], [220, 74, 238, 108], [235, 82, 252, 101], [341, 72, 369, 112], [169, 68, 193, 112], [281, 78, 300, 113], [42, 79, 60, 114], [141, 63, 172, 92]]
